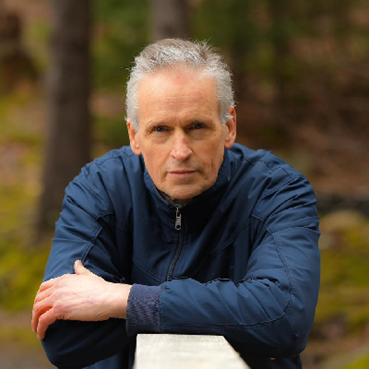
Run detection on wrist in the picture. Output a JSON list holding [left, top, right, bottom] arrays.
[[106, 283, 132, 319]]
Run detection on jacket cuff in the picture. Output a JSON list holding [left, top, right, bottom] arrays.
[[126, 284, 163, 336]]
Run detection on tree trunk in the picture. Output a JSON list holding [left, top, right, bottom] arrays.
[[150, 0, 190, 41], [37, 0, 91, 237]]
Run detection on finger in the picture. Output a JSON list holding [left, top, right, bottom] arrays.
[[37, 275, 65, 293], [36, 281, 53, 294], [74, 260, 93, 276], [34, 286, 53, 305], [37, 308, 57, 340], [32, 295, 53, 333]]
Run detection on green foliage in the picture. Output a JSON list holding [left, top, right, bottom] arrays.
[[93, 115, 129, 150], [192, 0, 367, 113], [315, 211, 369, 332], [92, 0, 149, 91], [0, 93, 43, 147], [0, 91, 47, 313], [27, 21, 51, 72], [0, 237, 49, 312], [338, 353, 369, 369], [192, 0, 262, 63], [0, 178, 48, 313]]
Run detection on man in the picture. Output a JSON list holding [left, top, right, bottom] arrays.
[[32, 39, 320, 369]]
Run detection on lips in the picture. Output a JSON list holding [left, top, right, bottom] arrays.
[[168, 170, 196, 177], [169, 170, 195, 174]]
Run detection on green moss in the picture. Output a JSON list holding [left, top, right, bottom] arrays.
[[92, 0, 149, 91], [0, 237, 50, 312], [93, 115, 129, 149], [5, 132, 42, 146], [314, 211, 369, 332], [0, 185, 36, 233], [320, 248, 369, 287], [338, 353, 369, 369], [0, 92, 44, 150], [27, 21, 50, 71]]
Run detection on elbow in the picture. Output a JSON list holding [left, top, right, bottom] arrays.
[[41, 321, 90, 369], [228, 320, 307, 361], [273, 311, 313, 357], [242, 314, 312, 359], [272, 288, 317, 357], [41, 319, 128, 368], [42, 345, 73, 369], [274, 328, 307, 358], [42, 336, 80, 369]]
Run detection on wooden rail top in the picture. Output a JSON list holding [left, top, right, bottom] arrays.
[[134, 334, 250, 369]]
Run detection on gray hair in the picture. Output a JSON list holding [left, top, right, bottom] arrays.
[[126, 38, 235, 130]]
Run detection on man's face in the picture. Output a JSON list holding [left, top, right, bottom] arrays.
[[127, 67, 236, 204]]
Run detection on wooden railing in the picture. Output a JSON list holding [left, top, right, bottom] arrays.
[[134, 334, 250, 368]]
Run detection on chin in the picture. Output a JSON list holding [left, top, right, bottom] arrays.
[[169, 189, 202, 204]]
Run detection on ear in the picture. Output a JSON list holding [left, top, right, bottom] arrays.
[[224, 106, 237, 149], [127, 121, 142, 156]]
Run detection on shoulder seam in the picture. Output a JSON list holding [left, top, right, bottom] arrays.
[[73, 179, 109, 210], [88, 147, 134, 168], [259, 175, 305, 201]]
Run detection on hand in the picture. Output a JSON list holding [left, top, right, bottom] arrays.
[[31, 260, 131, 340]]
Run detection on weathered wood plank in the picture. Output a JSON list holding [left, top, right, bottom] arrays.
[[135, 334, 249, 369]]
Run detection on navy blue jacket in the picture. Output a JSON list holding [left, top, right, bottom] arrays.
[[42, 144, 320, 369]]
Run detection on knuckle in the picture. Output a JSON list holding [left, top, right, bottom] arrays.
[[53, 301, 65, 315], [39, 282, 48, 291], [53, 302, 61, 314], [53, 290, 64, 302]]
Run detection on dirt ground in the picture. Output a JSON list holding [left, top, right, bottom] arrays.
[[0, 348, 53, 369]]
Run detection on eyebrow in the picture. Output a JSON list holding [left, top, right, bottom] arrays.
[[143, 121, 164, 134], [143, 116, 216, 134]]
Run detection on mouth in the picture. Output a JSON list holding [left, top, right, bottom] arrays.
[[168, 170, 196, 178]]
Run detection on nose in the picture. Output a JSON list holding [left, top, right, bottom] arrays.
[[170, 131, 192, 162]]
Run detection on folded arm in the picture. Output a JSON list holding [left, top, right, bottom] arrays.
[[126, 176, 321, 358], [32, 165, 134, 368], [32, 260, 131, 339]]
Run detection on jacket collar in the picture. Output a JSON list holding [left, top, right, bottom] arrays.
[[143, 149, 232, 230]]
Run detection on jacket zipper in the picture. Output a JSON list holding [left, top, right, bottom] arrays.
[[167, 207, 184, 281]]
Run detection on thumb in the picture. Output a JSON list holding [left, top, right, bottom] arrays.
[[74, 260, 93, 276]]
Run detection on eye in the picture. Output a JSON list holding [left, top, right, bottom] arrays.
[[192, 122, 205, 130], [153, 126, 167, 132]]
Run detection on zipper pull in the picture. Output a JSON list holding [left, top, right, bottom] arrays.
[[175, 208, 182, 231]]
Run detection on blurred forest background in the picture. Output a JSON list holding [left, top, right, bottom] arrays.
[[0, 0, 368, 368]]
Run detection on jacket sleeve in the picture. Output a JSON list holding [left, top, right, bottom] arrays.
[[126, 175, 321, 359], [41, 161, 133, 369]]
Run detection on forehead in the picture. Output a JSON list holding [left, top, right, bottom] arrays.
[[137, 67, 219, 121]]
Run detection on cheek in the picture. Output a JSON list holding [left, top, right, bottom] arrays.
[[143, 151, 166, 177], [203, 145, 224, 176]]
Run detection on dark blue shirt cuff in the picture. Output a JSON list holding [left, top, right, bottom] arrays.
[[126, 284, 163, 336]]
